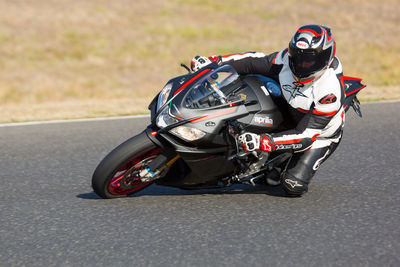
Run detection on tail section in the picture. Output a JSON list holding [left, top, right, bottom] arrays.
[[340, 76, 366, 117]]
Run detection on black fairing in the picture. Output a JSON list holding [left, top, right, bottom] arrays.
[[148, 73, 191, 121], [148, 66, 285, 187]]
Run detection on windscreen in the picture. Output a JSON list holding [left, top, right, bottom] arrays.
[[185, 65, 239, 109]]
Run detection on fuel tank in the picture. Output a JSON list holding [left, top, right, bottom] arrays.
[[236, 76, 284, 134]]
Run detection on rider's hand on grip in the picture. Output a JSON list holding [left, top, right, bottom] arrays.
[[238, 132, 276, 152], [238, 132, 260, 152], [190, 56, 220, 72]]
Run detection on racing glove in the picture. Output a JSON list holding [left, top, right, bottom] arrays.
[[238, 132, 276, 152], [190, 56, 221, 72]]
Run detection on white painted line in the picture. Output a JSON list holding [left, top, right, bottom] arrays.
[[0, 114, 150, 128], [362, 99, 400, 104]]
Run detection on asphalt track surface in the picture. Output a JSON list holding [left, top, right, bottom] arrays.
[[1, 102, 399, 266]]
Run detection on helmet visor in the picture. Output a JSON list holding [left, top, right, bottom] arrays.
[[289, 46, 331, 79]]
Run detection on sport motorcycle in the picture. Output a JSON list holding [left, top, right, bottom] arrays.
[[92, 62, 365, 198]]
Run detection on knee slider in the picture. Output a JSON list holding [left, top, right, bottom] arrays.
[[281, 172, 308, 197]]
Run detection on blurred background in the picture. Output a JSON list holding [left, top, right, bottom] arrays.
[[0, 0, 399, 123]]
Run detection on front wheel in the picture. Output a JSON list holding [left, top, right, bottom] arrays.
[[92, 131, 163, 199]]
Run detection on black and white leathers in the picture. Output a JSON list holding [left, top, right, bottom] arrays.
[[220, 50, 345, 152]]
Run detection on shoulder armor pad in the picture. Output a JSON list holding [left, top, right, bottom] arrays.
[[273, 48, 288, 65], [318, 94, 337, 105]]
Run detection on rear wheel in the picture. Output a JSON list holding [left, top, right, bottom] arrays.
[[92, 131, 163, 199]]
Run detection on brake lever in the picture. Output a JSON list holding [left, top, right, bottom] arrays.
[[180, 63, 191, 73]]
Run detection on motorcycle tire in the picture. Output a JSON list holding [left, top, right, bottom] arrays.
[[92, 130, 163, 199]]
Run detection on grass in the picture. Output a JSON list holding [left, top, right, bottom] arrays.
[[0, 0, 399, 123]]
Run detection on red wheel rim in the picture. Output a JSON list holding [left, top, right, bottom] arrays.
[[108, 147, 162, 195]]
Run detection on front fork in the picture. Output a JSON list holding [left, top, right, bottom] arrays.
[[139, 126, 181, 182], [139, 155, 180, 182]]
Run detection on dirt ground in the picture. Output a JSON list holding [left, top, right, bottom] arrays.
[[0, 0, 399, 123]]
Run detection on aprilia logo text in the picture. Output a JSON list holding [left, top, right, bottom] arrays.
[[254, 116, 273, 125]]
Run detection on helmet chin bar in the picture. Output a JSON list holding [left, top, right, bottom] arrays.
[[292, 67, 328, 84]]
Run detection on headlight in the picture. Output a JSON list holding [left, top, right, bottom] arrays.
[[156, 107, 179, 128], [157, 83, 173, 111], [170, 126, 206, 141]]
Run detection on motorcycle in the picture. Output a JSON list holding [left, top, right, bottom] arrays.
[[92, 62, 365, 198]]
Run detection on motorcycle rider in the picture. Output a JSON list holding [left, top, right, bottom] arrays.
[[190, 25, 344, 196]]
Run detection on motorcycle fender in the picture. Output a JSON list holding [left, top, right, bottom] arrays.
[[144, 126, 180, 159], [145, 126, 235, 186]]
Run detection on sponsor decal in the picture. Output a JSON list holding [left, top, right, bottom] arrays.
[[260, 136, 274, 152], [312, 149, 331, 171], [285, 179, 303, 188], [276, 144, 302, 150], [254, 116, 273, 126], [205, 121, 216, 127], [296, 41, 309, 49], [319, 94, 337, 104], [282, 84, 307, 100]]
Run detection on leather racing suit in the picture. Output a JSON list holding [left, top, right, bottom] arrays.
[[219, 50, 345, 196]]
